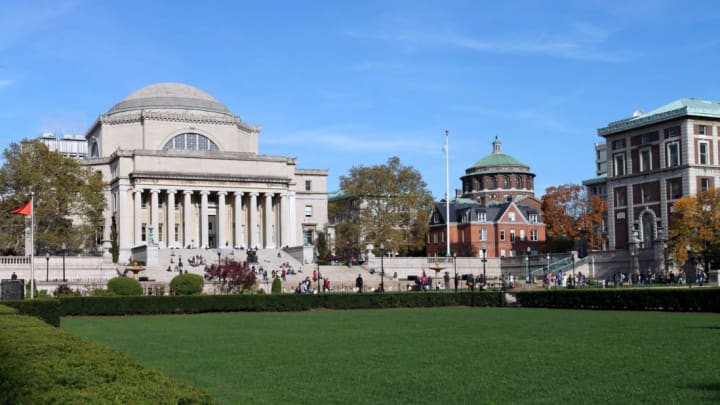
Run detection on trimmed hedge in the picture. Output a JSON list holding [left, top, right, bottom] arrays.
[[0, 315, 217, 404], [58, 291, 505, 317], [3, 298, 61, 327], [514, 287, 720, 312], [170, 273, 204, 295], [107, 277, 143, 296]]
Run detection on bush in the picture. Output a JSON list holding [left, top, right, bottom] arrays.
[[3, 298, 61, 327], [271, 277, 282, 294], [57, 291, 505, 317], [0, 315, 217, 403], [170, 273, 204, 295], [54, 284, 81, 297], [107, 277, 143, 296], [514, 288, 720, 312]]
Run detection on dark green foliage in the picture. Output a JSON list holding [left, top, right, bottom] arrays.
[[514, 287, 720, 311], [271, 277, 282, 294], [0, 304, 18, 315], [110, 217, 119, 263], [170, 273, 204, 295], [0, 315, 217, 404], [57, 292, 504, 317], [3, 298, 61, 326], [54, 284, 81, 297], [107, 277, 143, 296]]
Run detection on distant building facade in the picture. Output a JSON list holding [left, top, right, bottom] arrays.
[[38, 132, 88, 159], [596, 98, 720, 250], [426, 138, 546, 258]]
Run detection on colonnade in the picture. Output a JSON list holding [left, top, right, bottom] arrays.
[[128, 188, 296, 249]]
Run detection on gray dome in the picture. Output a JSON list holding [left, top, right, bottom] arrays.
[[107, 83, 232, 115]]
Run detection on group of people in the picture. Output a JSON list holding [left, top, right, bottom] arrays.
[[296, 276, 331, 294]]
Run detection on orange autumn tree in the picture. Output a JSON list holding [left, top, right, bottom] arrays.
[[668, 189, 720, 268], [541, 184, 608, 252]]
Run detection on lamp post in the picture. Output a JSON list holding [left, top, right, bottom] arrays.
[[45, 252, 50, 282], [570, 252, 575, 288], [217, 251, 222, 266], [379, 243, 385, 292], [61, 243, 67, 282], [481, 244, 488, 288], [525, 246, 531, 284], [546, 253, 551, 276], [686, 244, 694, 288], [453, 252, 457, 293]]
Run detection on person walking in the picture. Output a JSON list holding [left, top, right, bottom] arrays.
[[355, 274, 363, 293]]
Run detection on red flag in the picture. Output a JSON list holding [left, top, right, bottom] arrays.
[[11, 200, 31, 216]]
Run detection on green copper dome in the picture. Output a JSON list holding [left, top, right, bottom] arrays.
[[469, 137, 527, 169]]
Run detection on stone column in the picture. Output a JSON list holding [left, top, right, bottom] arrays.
[[234, 191, 244, 248], [200, 190, 209, 249], [183, 190, 193, 248], [134, 188, 143, 245], [280, 193, 289, 248], [288, 191, 297, 246], [264, 193, 274, 248], [150, 189, 160, 245], [218, 191, 227, 248], [249, 192, 258, 249], [119, 185, 133, 253], [167, 189, 176, 248]]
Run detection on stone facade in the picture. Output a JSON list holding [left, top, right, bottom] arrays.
[[81, 83, 328, 262]]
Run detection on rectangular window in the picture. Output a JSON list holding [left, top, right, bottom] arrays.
[[461, 231, 465, 243], [500, 230, 505, 241], [639, 148, 651, 172], [698, 125, 708, 135], [433, 232, 438, 243], [614, 153, 625, 176], [158, 224, 163, 242], [500, 249, 506, 258], [508, 212, 516, 221], [510, 230, 516, 243], [665, 126, 680, 138], [615, 188, 627, 207], [479, 212, 486, 222], [141, 194, 148, 209], [520, 229, 526, 241], [305, 180, 312, 191], [699, 141, 709, 165], [175, 224, 180, 241], [668, 179, 682, 199], [529, 214, 538, 223], [303, 230, 312, 246], [479, 228, 487, 241], [666, 142, 680, 167], [304, 205, 313, 217], [141, 223, 147, 242], [701, 177, 712, 192], [612, 139, 626, 150], [530, 229, 538, 241]]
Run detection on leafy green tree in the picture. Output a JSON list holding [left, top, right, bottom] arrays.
[[0, 140, 106, 255], [336, 157, 434, 256]]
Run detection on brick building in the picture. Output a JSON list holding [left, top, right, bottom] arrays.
[[427, 137, 546, 258]]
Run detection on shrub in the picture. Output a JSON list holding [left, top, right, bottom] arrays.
[[170, 273, 204, 295], [3, 298, 61, 327], [0, 315, 217, 403], [54, 284, 81, 297], [107, 277, 143, 296], [271, 277, 282, 294]]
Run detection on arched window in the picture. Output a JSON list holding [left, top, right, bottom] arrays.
[[163, 133, 219, 151], [516, 175, 524, 189], [503, 176, 511, 189], [90, 142, 99, 157]]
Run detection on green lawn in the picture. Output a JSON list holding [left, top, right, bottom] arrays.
[[62, 308, 720, 404]]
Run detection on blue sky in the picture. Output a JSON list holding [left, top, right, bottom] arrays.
[[1, 0, 719, 199]]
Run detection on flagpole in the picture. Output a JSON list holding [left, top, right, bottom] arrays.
[[30, 192, 35, 299], [445, 130, 450, 259]]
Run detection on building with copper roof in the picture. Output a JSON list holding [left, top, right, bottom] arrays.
[[426, 137, 546, 258]]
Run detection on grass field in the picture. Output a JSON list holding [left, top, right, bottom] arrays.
[[62, 308, 720, 404]]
